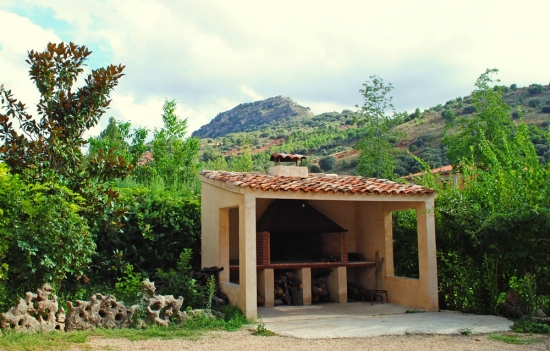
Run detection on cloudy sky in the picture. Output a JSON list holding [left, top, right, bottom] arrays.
[[1, 1, 550, 137]]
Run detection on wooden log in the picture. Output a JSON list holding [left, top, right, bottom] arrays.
[[311, 285, 324, 295], [213, 296, 225, 305], [274, 285, 284, 295]]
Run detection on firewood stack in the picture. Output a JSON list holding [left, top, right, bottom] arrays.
[[274, 272, 304, 306], [190, 266, 229, 306], [347, 281, 367, 302], [311, 276, 329, 303]]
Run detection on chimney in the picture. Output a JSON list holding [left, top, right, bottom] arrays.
[[268, 153, 308, 177]]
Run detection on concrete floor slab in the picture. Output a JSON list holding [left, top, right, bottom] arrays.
[[258, 303, 512, 338]]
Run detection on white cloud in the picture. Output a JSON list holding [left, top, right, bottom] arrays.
[[3, 0, 550, 136], [240, 85, 263, 102], [0, 11, 61, 118]]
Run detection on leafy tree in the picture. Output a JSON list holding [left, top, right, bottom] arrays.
[[442, 108, 456, 123], [0, 42, 130, 291], [319, 156, 337, 171], [0, 42, 129, 186], [310, 164, 321, 173], [0, 42, 131, 235], [142, 99, 200, 191], [528, 84, 543, 95], [354, 75, 405, 179], [510, 83, 518, 91], [228, 135, 253, 172], [412, 70, 550, 313], [0, 164, 22, 281], [9, 183, 95, 293], [443, 69, 515, 166]]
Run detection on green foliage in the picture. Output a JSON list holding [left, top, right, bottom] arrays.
[[409, 70, 550, 314], [444, 69, 514, 166], [392, 210, 419, 278], [0, 164, 22, 280], [441, 108, 456, 123], [8, 183, 95, 293], [253, 319, 277, 336], [143, 99, 201, 193], [542, 106, 550, 113], [510, 83, 518, 91], [205, 275, 216, 312], [512, 318, 550, 334], [354, 75, 405, 179], [113, 263, 144, 304], [528, 99, 541, 108], [0, 42, 134, 292], [154, 249, 201, 308], [528, 84, 543, 95], [489, 333, 544, 345], [319, 156, 337, 171], [461, 105, 477, 114], [92, 185, 201, 287], [310, 164, 321, 173]]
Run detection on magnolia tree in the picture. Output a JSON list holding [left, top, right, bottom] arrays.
[[0, 42, 129, 292]]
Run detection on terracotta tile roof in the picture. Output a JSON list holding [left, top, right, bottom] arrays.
[[137, 150, 153, 166], [270, 152, 307, 162], [200, 170, 435, 196]]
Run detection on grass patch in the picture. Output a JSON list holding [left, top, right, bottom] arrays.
[[489, 333, 543, 345], [0, 305, 250, 351], [512, 318, 550, 334], [0, 330, 92, 351], [252, 320, 276, 337]]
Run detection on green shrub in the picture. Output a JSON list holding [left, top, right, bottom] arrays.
[[528, 99, 541, 108], [442, 109, 456, 123], [512, 318, 550, 334], [310, 164, 321, 173], [114, 263, 144, 304], [542, 106, 550, 113], [8, 183, 95, 293], [528, 84, 543, 95], [154, 249, 201, 308], [510, 83, 518, 91], [319, 156, 337, 171]]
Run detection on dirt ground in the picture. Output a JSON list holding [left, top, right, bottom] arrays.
[[73, 329, 550, 351]]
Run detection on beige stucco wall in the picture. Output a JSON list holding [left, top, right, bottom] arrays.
[[200, 175, 438, 320]]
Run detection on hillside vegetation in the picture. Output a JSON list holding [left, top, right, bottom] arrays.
[[198, 83, 550, 176]]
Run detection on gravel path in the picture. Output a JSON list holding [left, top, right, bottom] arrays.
[[73, 329, 550, 351]]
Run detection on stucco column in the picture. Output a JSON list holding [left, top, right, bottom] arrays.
[[327, 267, 347, 302], [238, 194, 257, 320], [297, 268, 312, 305], [258, 269, 274, 306], [417, 198, 438, 310]]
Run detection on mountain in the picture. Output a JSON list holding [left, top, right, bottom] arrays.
[[196, 84, 550, 176], [191, 96, 314, 138]]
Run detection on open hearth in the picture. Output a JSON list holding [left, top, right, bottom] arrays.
[[256, 200, 348, 266]]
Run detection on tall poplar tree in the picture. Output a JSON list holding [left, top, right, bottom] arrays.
[[354, 75, 404, 179]]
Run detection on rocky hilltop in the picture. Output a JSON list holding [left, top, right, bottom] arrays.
[[191, 96, 314, 138]]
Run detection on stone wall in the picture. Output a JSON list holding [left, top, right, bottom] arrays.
[[0, 280, 191, 333]]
